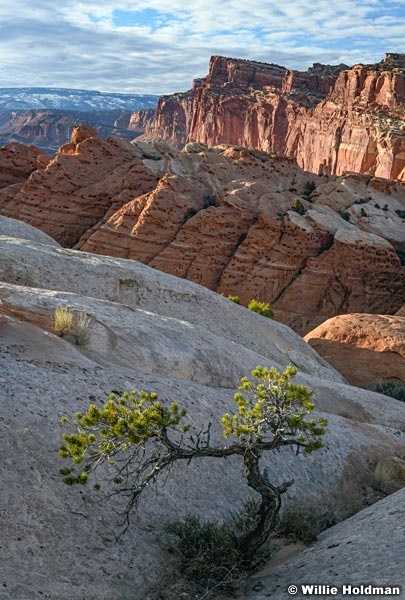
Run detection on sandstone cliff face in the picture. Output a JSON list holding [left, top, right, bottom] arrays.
[[305, 313, 405, 387], [0, 132, 404, 334], [145, 54, 405, 181]]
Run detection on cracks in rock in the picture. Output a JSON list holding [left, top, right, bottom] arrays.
[[272, 229, 335, 305]]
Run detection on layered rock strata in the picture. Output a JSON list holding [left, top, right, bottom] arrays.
[[0, 131, 404, 333], [145, 53, 405, 181]]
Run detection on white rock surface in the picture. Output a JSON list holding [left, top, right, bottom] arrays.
[[245, 487, 405, 599], [0, 216, 404, 599]]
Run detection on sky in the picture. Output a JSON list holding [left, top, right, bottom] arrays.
[[0, 1, 404, 95]]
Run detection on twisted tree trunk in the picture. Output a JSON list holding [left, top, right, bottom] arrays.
[[236, 448, 289, 561]]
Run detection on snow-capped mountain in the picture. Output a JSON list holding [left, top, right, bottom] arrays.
[[0, 88, 159, 111]]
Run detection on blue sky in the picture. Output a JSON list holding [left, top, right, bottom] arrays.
[[0, 1, 403, 94]]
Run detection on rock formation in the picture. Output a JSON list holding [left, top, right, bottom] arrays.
[[245, 486, 405, 599], [1, 216, 405, 598], [145, 53, 405, 181], [0, 132, 404, 333], [305, 313, 405, 387]]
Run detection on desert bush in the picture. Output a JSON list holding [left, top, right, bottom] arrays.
[[373, 381, 405, 402], [227, 295, 241, 304], [54, 307, 74, 337], [341, 211, 351, 221], [247, 299, 274, 318], [277, 506, 334, 544], [166, 516, 241, 590], [395, 209, 405, 219], [54, 307, 90, 345], [303, 181, 316, 198], [291, 198, 306, 215], [74, 312, 91, 346]]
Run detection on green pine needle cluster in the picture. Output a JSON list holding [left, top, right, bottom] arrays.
[[221, 365, 327, 451], [59, 391, 189, 485]]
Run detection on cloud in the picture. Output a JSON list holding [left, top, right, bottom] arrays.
[[0, 1, 403, 94]]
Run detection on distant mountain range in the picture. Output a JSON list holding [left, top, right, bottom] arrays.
[[0, 88, 159, 153], [0, 88, 159, 112]]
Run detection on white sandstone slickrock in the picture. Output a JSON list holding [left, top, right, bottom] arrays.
[[0, 216, 404, 599]]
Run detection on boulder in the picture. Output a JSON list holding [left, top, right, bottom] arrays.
[[305, 313, 405, 386]]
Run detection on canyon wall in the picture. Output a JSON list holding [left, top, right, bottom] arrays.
[[145, 53, 405, 181]]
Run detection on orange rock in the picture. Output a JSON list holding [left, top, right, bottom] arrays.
[[304, 313, 405, 386], [0, 136, 404, 334], [145, 54, 405, 181]]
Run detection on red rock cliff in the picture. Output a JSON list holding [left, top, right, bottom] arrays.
[[145, 54, 405, 181]]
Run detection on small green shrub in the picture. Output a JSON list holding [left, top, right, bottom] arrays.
[[395, 209, 405, 219], [373, 381, 405, 402], [382, 204, 389, 211], [227, 295, 241, 304], [166, 516, 241, 590], [291, 198, 306, 215], [360, 207, 368, 217], [303, 181, 316, 198], [247, 299, 274, 318], [54, 307, 74, 337], [341, 211, 351, 221]]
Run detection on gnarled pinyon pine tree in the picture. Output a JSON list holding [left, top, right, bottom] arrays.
[[59, 365, 327, 561]]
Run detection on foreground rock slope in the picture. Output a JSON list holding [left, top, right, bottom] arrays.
[[145, 53, 405, 181], [0, 129, 404, 334], [245, 486, 405, 599], [0, 216, 404, 599]]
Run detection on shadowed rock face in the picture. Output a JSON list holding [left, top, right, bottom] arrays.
[[145, 53, 405, 181], [0, 217, 404, 598], [305, 313, 405, 387], [0, 131, 404, 334]]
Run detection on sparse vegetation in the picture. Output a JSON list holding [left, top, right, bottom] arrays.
[[303, 181, 316, 199], [277, 506, 335, 544], [373, 380, 405, 402], [227, 295, 241, 304], [54, 307, 74, 337], [341, 210, 351, 222], [53, 307, 91, 345], [395, 209, 405, 219], [247, 299, 274, 318], [382, 204, 389, 211], [74, 312, 91, 345], [360, 207, 368, 217], [59, 365, 327, 574], [291, 198, 306, 215], [166, 516, 241, 592], [203, 195, 217, 209]]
